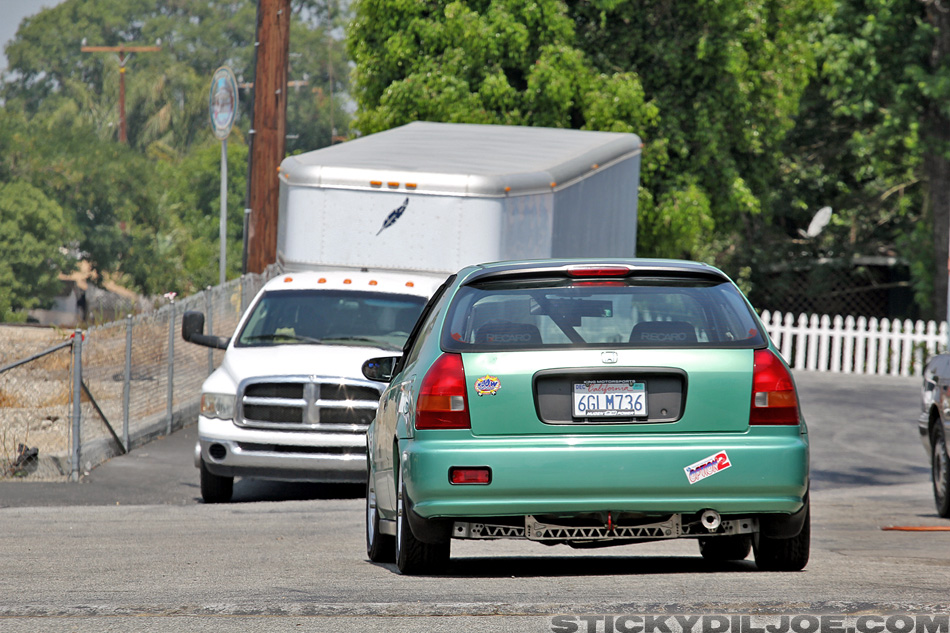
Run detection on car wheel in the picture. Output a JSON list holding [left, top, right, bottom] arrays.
[[753, 500, 810, 571], [699, 535, 751, 562], [932, 424, 950, 518], [199, 459, 233, 503], [395, 466, 449, 575], [366, 478, 394, 562]]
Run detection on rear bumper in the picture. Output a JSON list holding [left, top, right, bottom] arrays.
[[402, 427, 808, 518]]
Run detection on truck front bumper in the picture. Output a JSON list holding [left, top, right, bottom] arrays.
[[196, 416, 367, 483]]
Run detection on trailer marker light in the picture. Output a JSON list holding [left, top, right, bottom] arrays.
[[387, 182, 399, 188], [370, 180, 382, 187], [343, 278, 352, 285], [406, 183, 417, 189], [405, 281, 415, 288], [283, 276, 293, 283], [318, 277, 327, 284], [368, 280, 378, 286]]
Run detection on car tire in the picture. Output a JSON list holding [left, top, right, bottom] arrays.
[[753, 500, 810, 571], [366, 479, 394, 562], [395, 466, 449, 575], [199, 459, 233, 504], [699, 535, 751, 562], [932, 424, 950, 518]]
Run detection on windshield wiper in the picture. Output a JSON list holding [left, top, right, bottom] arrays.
[[320, 336, 401, 351], [241, 334, 322, 344]]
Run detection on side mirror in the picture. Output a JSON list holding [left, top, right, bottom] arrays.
[[362, 356, 399, 383], [181, 310, 230, 350]]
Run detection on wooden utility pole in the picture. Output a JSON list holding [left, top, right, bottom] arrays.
[[80, 45, 162, 144], [246, 0, 291, 274]]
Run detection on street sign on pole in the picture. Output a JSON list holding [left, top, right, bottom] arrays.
[[210, 67, 238, 286]]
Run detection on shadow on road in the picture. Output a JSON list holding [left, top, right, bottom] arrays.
[[369, 554, 761, 577]]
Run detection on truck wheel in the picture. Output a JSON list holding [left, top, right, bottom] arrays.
[[699, 535, 751, 562], [200, 459, 233, 503], [753, 501, 810, 571], [395, 467, 449, 575], [366, 480, 394, 562], [932, 425, 950, 518]]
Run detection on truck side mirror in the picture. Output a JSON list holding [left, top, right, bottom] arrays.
[[362, 356, 399, 383], [182, 310, 230, 350]]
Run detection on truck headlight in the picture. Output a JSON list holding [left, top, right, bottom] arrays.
[[200, 393, 235, 420]]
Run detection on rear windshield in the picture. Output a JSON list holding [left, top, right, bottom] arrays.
[[236, 289, 426, 351], [441, 277, 766, 351]]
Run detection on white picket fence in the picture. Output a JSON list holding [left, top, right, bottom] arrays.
[[759, 310, 948, 377]]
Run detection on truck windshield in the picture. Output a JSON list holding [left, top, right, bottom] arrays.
[[236, 289, 426, 350]]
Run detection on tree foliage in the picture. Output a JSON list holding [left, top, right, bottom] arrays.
[[0, 0, 352, 318], [757, 1, 934, 316], [348, 0, 828, 269], [0, 181, 75, 320]]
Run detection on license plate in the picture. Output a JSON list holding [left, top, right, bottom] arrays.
[[572, 380, 647, 417]]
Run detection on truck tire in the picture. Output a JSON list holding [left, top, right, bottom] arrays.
[[932, 424, 950, 518], [699, 535, 751, 562], [395, 467, 449, 575], [366, 479, 394, 562], [753, 500, 810, 571], [200, 459, 233, 504]]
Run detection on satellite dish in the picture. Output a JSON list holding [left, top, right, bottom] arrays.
[[799, 206, 832, 238]]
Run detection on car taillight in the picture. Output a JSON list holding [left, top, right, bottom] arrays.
[[415, 353, 470, 430], [750, 349, 800, 425]]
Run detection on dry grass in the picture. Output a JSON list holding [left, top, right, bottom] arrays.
[[0, 325, 74, 478]]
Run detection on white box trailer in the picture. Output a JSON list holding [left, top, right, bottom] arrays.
[[276, 121, 641, 274]]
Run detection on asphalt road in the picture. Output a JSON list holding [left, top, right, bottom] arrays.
[[0, 370, 946, 633]]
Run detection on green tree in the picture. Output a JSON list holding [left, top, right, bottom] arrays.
[[1, 0, 353, 300], [568, 0, 830, 269], [347, 0, 826, 266], [0, 182, 76, 321], [347, 0, 673, 247], [760, 1, 933, 316], [3, 0, 350, 155], [154, 137, 250, 293]]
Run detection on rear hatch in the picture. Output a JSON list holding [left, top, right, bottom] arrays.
[[440, 262, 766, 437], [461, 348, 753, 436]]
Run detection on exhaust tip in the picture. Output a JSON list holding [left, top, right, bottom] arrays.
[[701, 509, 721, 531]]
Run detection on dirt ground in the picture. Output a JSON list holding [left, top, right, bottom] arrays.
[[0, 325, 76, 480]]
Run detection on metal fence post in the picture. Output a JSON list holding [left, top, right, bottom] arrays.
[[206, 286, 214, 375], [167, 301, 175, 435], [123, 314, 132, 452], [71, 329, 83, 482]]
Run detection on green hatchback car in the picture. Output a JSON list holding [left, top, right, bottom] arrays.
[[362, 259, 809, 575]]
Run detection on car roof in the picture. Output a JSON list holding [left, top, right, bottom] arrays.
[[457, 258, 730, 284]]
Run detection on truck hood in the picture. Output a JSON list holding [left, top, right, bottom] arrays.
[[201, 344, 396, 394]]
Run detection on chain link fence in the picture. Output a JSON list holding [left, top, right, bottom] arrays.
[[0, 269, 275, 481]]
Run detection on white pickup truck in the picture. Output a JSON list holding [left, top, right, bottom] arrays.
[[182, 269, 443, 502]]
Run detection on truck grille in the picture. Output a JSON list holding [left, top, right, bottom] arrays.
[[237, 377, 382, 432]]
